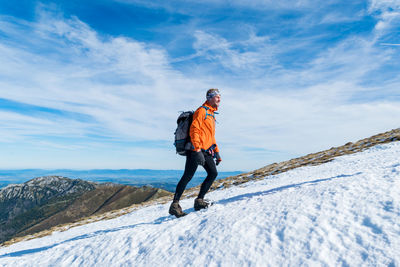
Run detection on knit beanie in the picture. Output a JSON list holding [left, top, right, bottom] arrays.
[[206, 88, 220, 100]]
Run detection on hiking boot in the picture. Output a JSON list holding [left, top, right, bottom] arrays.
[[169, 202, 187, 218], [194, 198, 210, 211]]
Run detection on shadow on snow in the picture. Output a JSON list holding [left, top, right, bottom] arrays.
[[216, 172, 362, 205], [0, 172, 361, 259]]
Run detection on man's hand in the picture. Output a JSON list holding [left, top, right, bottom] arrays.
[[215, 152, 222, 166]]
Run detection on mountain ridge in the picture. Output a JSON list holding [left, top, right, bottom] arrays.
[[0, 176, 171, 244], [1, 129, 399, 266], [0, 169, 243, 192], [1, 127, 399, 247]]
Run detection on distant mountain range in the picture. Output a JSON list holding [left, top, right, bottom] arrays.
[[0, 169, 243, 192], [1, 128, 399, 249], [0, 176, 171, 244]]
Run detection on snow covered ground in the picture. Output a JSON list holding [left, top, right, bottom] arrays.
[[1, 142, 400, 266]]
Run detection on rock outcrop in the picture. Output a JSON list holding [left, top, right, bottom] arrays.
[[0, 176, 171, 244], [203, 128, 400, 191]]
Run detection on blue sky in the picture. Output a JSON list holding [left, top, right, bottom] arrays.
[[0, 0, 400, 171]]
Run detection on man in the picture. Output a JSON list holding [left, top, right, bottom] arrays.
[[169, 88, 222, 217]]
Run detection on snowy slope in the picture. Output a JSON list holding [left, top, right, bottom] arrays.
[[1, 142, 399, 266]]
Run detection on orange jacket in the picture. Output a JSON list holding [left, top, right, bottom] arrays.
[[190, 102, 220, 153]]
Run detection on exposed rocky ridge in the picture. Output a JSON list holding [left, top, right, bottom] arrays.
[[0, 176, 95, 203], [1, 128, 399, 247], [0, 176, 171, 244], [0, 176, 95, 236], [201, 128, 400, 191], [1, 176, 95, 200]]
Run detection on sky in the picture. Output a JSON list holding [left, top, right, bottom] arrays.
[[0, 0, 399, 171]]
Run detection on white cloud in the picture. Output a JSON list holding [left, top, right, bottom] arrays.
[[368, 0, 400, 12], [0, 2, 400, 171], [319, 11, 365, 24], [0, 10, 208, 143], [118, 0, 333, 11], [368, 0, 400, 35], [196, 16, 400, 169], [0, 8, 214, 170], [193, 30, 276, 72], [217, 80, 400, 170]]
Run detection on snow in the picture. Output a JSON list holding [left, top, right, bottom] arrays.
[[1, 142, 400, 266]]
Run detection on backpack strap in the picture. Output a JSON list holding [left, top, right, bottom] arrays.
[[201, 106, 218, 121]]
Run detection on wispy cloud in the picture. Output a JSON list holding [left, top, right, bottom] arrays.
[[189, 2, 400, 167], [0, 2, 399, 170], [0, 8, 208, 169], [380, 43, 400, 46], [118, 0, 331, 11], [0, 9, 204, 141], [192, 30, 277, 74], [368, 0, 400, 36]]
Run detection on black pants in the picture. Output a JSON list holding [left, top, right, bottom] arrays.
[[173, 151, 218, 201]]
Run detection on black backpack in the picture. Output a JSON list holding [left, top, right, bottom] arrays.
[[174, 106, 217, 156], [174, 111, 194, 156]]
